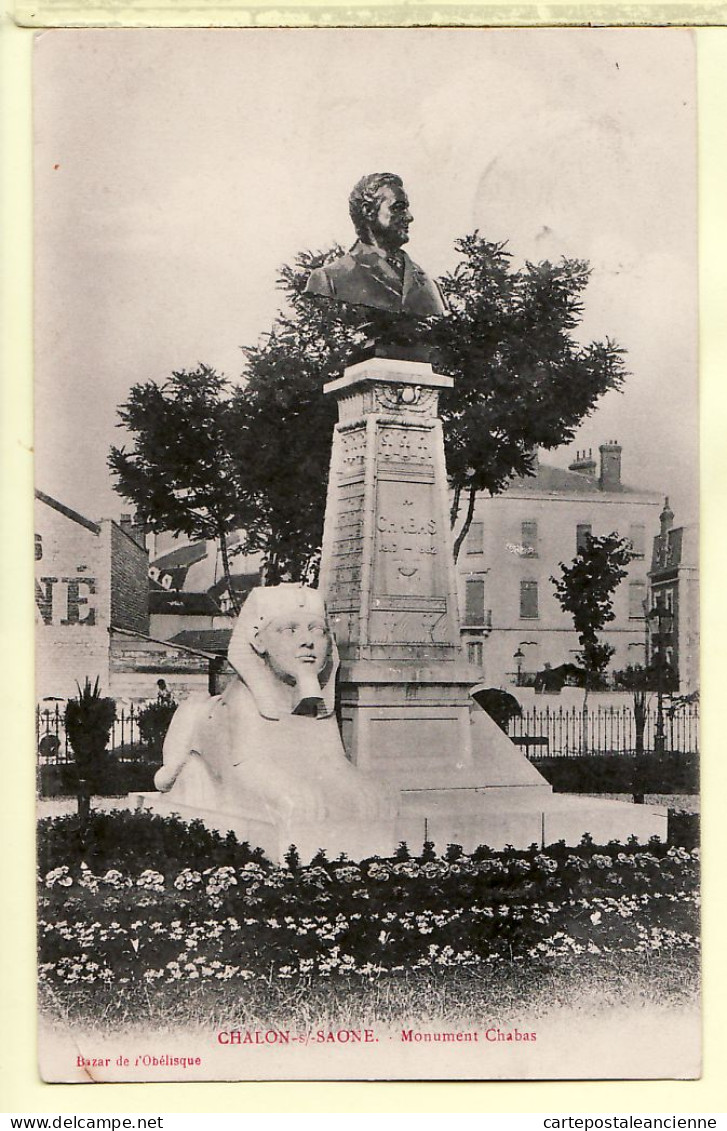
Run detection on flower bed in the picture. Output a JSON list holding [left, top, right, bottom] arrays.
[[37, 813, 699, 1023]]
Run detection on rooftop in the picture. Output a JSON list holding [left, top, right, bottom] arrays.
[[169, 628, 233, 654], [500, 461, 659, 499]]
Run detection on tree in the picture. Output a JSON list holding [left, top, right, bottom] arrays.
[[551, 532, 633, 695], [108, 365, 258, 612], [233, 236, 627, 577], [432, 237, 627, 558], [613, 663, 652, 801]]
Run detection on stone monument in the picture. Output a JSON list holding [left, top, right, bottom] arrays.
[[136, 171, 667, 859], [310, 171, 667, 853]]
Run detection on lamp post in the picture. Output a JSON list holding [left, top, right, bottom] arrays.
[[513, 648, 525, 687], [647, 603, 674, 756]]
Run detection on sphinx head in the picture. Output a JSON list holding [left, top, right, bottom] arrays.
[[228, 585, 337, 718], [252, 608, 330, 681]]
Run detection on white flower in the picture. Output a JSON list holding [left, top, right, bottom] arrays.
[[101, 869, 127, 888], [137, 870, 165, 891], [45, 867, 73, 889], [174, 869, 202, 891]]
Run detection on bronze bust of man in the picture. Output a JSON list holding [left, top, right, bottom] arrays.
[[305, 172, 447, 318]]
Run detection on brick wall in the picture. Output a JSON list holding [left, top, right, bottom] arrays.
[[109, 634, 225, 702], [109, 520, 149, 634]]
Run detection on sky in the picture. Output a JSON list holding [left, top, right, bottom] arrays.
[[33, 27, 699, 526]]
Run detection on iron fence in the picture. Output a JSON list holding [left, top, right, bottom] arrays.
[[508, 703, 699, 758], [36, 704, 145, 764]]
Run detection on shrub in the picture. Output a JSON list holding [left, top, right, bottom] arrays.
[[37, 755, 161, 799], [137, 698, 178, 758], [472, 688, 522, 732], [37, 810, 266, 876], [36, 814, 700, 1014], [64, 678, 116, 785], [533, 752, 698, 795]]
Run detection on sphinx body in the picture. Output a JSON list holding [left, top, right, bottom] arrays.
[[154, 585, 396, 826]]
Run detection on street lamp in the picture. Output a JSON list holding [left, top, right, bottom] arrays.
[[513, 642, 538, 687], [647, 603, 674, 755]]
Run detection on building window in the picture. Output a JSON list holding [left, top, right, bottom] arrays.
[[520, 579, 539, 619], [521, 520, 538, 556], [628, 523, 646, 558], [576, 523, 592, 553], [465, 578, 486, 625], [467, 640, 484, 669], [466, 521, 484, 555], [629, 581, 646, 619], [661, 588, 674, 614]]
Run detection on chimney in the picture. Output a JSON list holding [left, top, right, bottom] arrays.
[[659, 496, 674, 538], [568, 447, 597, 477], [658, 496, 674, 567], [119, 512, 147, 550], [599, 441, 622, 491]]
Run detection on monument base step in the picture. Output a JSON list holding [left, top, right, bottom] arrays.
[[132, 789, 667, 864], [131, 791, 401, 863], [397, 791, 667, 853]]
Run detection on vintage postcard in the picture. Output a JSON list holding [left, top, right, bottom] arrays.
[[34, 26, 700, 1082]]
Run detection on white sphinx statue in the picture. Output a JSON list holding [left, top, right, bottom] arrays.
[[152, 585, 396, 837]]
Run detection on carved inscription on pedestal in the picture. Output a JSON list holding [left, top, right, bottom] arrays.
[[374, 479, 438, 597], [377, 424, 433, 472], [339, 427, 366, 477], [326, 476, 364, 610], [370, 476, 454, 646]]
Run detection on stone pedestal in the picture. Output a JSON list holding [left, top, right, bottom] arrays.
[[318, 356, 668, 853], [320, 357, 481, 778]]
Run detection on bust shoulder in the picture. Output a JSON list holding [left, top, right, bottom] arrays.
[[318, 249, 360, 277]]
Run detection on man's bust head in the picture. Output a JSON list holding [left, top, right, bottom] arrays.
[[349, 172, 412, 254], [304, 172, 447, 319]]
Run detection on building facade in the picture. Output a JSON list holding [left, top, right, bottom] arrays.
[[35, 491, 149, 700], [456, 444, 663, 689], [648, 500, 699, 694]]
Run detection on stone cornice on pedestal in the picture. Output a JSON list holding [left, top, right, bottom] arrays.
[[324, 357, 453, 395]]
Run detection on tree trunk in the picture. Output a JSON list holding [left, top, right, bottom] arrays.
[[581, 684, 590, 755], [218, 530, 241, 614], [452, 483, 478, 563], [632, 689, 647, 804], [449, 483, 462, 528], [633, 690, 646, 757], [77, 777, 91, 848]]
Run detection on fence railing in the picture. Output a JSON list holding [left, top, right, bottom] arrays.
[[36, 704, 145, 765], [508, 704, 699, 758], [37, 700, 700, 764]]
